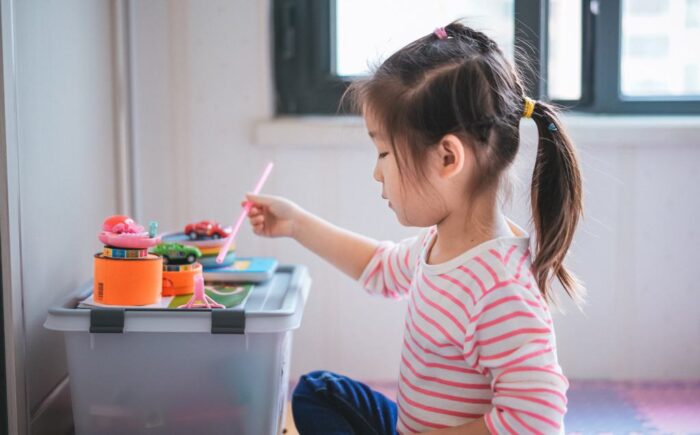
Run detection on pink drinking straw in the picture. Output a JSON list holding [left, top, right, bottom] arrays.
[[216, 162, 274, 264]]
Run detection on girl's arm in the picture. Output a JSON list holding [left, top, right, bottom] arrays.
[[293, 207, 379, 280], [246, 193, 421, 299], [245, 194, 378, 280]]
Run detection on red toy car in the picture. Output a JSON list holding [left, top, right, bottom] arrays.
[[184, 220, 230, 240]]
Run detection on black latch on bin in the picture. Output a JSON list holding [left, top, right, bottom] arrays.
[[211, 308, 245, 334], [89, 309, 125, 333]]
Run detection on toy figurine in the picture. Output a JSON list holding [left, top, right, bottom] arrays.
[[149, 221, 158, 238], [99, 215, 161, 249], [184, 220, 231, 240], [178, 275, 224, 309], [151, 243, 202, 265]]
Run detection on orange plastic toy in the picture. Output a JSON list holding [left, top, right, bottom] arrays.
[[93, 254, 163, 305], [162, 263, 203, 296]]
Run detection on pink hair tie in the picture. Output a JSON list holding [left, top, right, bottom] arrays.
[[434, 27, 448, 40]]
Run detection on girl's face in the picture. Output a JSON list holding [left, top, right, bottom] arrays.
[[365, 110, 448, 227]]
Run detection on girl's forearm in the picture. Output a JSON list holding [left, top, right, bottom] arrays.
[[293, 209, 379, 280]]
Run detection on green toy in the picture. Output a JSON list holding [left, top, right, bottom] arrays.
[[151, 242, 202, 265]]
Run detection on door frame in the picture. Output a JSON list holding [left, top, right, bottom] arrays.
[[0, 0, 28, 432]]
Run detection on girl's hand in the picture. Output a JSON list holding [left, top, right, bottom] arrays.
[[244, 193, 301, 238]]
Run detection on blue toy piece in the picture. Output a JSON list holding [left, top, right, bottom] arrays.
[[149, 221, 158, 238]]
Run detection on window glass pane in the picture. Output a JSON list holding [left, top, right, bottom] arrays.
[[621, 0, 700, 97], [548, 0, 582, 100], [335, 0, 514, 77]]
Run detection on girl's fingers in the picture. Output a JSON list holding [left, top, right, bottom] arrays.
[[249, 206, 268, 217], [251, 215, 264, 225], [246, 193, 275, 205], [243, 200, 264, 211]]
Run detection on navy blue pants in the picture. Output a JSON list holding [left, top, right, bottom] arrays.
[[291, 370, 398, 435]]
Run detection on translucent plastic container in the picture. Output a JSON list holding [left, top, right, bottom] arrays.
[[45, 265, 310, 435]]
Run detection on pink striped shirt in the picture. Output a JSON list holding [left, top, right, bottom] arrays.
[[359, 226, 568, 434]]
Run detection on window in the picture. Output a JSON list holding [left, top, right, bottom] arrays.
[[274, 0, 700, 114], [621, 0, 700, 97], [548, 0, 583, 100], [335, 1, 514, 77]]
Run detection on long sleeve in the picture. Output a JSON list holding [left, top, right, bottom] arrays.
[[463, 280, 568, 434], [357, 228, 432, 299]]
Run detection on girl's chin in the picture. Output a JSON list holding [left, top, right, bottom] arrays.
[[392, 209, 411, 226]]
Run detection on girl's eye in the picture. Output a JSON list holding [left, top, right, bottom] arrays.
[[378, 152, 389, 159]]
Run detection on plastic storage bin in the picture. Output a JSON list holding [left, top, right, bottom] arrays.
[[45, 265, 310, 435]]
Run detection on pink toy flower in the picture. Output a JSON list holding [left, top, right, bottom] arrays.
[[179, 275, 224, 309]]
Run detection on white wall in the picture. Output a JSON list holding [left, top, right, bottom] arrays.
[[131, 0, 700, 383]]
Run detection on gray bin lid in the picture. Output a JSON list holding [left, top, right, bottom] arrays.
[[44, 265, 311, 334]]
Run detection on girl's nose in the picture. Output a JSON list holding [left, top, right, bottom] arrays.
[[373, 162, 382, 182]]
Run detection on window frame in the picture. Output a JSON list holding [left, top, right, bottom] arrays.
[[273, 0, 700, 115], [274, 0, 347, 114]]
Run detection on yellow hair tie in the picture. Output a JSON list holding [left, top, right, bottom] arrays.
[[522, 97, 535, 119]]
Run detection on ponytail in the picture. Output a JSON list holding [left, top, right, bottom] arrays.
[[529, 101, 584, 304]]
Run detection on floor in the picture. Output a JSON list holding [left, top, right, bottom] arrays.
[[564, 380, 700, 434], [282, 401, 299, 435], [283, 380, 700, 434]]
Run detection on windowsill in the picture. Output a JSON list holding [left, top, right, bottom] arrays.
[[254, 114, 700, 148]]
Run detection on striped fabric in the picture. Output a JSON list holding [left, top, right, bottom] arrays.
[[359, 227, 568, 434]]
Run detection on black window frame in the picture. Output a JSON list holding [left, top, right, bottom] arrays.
[[274, 0, 700, 115]]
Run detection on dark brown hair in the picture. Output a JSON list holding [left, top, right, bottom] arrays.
[[344, 21, 584, 304]]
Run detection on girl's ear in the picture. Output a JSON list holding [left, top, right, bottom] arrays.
[[436, 134, 469, 179]]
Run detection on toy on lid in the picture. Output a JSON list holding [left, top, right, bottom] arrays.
[[184, 220, 231, 240], [160, 221, 236, 269], [161, 262, 203, 297], [94, 215, 162, 306], [151, 242, 203, 297], [99, 215, 161, 249], [178, 274, 224, 309], [151, 242, 202, 265]]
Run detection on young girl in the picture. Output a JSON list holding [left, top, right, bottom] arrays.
[[246, 22, 582, 435]]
